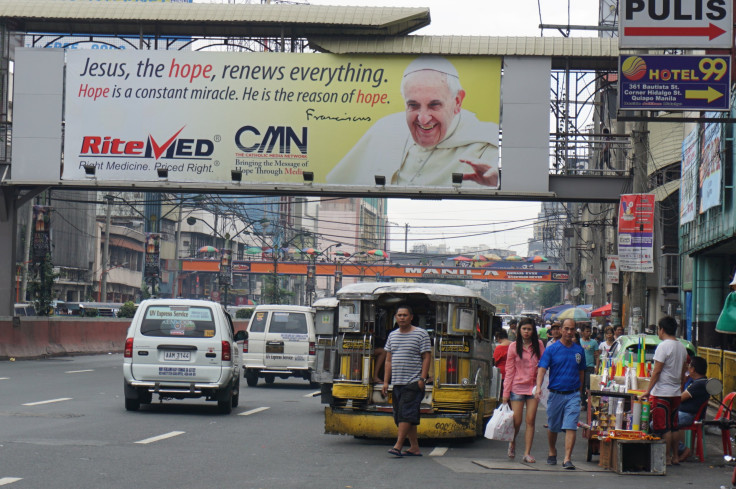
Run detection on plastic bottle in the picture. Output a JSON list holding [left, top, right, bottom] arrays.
[[615, 398, 624, 430], [640, 400, 650, 433]]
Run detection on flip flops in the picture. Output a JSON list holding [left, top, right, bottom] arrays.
[[522, 455, 536, 463], [388, 448, 403, 457], [402, 451, 423, 457]]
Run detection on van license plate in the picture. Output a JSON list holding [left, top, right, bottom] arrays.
[[164, 351, 191, 361]]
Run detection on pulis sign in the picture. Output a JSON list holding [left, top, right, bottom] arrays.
[[79, 126, 215, 160]]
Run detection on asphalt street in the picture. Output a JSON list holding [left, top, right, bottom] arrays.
[[0, 354, 732, 489]]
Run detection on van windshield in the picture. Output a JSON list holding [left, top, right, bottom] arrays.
[[141, 305, 216, 338]]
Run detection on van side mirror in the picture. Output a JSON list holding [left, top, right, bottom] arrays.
[[234, 330, 248, 342]]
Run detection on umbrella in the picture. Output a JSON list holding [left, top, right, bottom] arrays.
[[301, 248, 321, 255], [590, 303, 612, 317], [556, 307, 591, 321], [505, 255, 524, 261], [334, 251, 351, 257], [245, 247, 262, 255], [198, 245, 218, 253], [484, 253, 502, 261], [367, 249, 386, 257], [543, 304, 574, 321], [451, 255, 473, 262], [472, 254, 488, 261], [527, 255, 548, 263]]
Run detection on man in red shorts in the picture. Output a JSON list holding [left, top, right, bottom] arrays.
[[641, 316, 688, 465]]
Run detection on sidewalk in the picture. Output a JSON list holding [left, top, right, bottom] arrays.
[[468, 403, 734, 488]]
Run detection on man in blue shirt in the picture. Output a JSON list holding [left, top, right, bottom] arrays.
[[535, 318, 585, 470]]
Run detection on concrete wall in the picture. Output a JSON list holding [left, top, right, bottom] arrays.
[[0, 317, 250, 360]]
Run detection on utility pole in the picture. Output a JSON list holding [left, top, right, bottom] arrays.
[[101, 194, 113, 302], [627, 117, 649, 333], [20, 202, 33, 302], [172, 193, 183, 298], [404, 223, 409, 253]]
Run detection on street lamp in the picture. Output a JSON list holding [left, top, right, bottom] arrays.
[[304, 243, 341, 305]]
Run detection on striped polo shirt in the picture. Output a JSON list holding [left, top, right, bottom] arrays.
[[385, 327, 431, 385]]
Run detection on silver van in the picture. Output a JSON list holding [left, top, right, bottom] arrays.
[[123, 299, 246, 414], [242, 305, 316, 387]]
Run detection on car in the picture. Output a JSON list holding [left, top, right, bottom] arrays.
[[242, 305, 316, 387], [598, 333, 696, 375], [123, 299, 246, 414]]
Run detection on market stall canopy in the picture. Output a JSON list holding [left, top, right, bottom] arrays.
[[484, 253, 502, 261], [505, 255, 523, 261], [590, 303, 612, 317], [198, 245, 218, 253], [245, 247, 263, 255], [527, 255, 548, 263], [543, 304, 573, 321], [556, 307, 591, 321], [451, 255, 473, 262]]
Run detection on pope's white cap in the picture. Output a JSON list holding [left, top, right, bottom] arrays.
[[403, 56, 459, 79], [730, 271, 736, 286]]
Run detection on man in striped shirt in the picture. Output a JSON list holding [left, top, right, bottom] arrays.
[[382, 305, 432, 457]]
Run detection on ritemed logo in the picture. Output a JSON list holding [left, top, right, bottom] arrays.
[[79, 127, 215, 160]]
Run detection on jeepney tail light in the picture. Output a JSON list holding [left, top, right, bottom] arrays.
[[222, 341, 232, 361], [309, 341, 316, 355], [124, 338, 133, 358], [447, 355, 457, 374], [243, 339, 249, 353]]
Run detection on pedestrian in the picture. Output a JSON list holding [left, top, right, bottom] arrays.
[[382, 305, 432, 457], [502, 317, 545, 463], [640, 316, 688, 466], [535, 318, 586, 470], [596, 325, 615, 371], [676, 356, 709, 463], [579, 323, 598, 409], [493, 328, 512, 391], [613, 324, 625, 339], [507, 319, 518, 342], [546, 321, 561, 345]]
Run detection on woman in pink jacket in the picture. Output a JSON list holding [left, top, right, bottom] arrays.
[[502, 317, 545, 463]]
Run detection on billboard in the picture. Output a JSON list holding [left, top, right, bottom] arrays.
[[680, 126, 698, 224], [619, 55, 730, 111], [62, 51, 501, 191], [699, 116, 722, 213], [618, 194, 655, 273]]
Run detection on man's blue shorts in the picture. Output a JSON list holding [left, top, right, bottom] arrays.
[[392, 382, 424, 426], [546, 391, 580, 432]]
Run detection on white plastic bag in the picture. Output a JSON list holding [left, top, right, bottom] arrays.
[[484, 403, 515, 441], [532, 371, 550, 408]]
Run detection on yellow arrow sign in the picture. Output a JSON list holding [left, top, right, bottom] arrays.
[[685, 86, 724, 103]]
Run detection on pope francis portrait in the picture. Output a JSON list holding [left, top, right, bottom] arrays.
[[326, 56, 499, 188]]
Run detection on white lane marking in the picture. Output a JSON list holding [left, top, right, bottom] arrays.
[[135, 431, 185, 445], [238, 407, 270, 416], [429, 447, 448, 457], [304, 390, 321, 398], [22, 398, 72, 406], [65, 369, 94, 374], [0, 377, 8, 380], [0, 478, 23, 486]]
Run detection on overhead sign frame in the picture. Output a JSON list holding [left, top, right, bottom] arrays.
[[619, 0, 733, 49]]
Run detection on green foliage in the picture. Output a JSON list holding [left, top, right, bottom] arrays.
[[263, 274, 294, 304], [537, 283, 562, 309], [117, 301, 138, 318], [28, 254, 57, 317], [82, 308, 99, 317], [235, 308, 254, 319], [140, 284, 152, 300]]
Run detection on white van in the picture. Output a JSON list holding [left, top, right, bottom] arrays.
[[242, 305, 316, 387], [122, 299, 246, 414]]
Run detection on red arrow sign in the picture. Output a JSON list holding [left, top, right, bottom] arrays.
[[624, 23, 726, 40]]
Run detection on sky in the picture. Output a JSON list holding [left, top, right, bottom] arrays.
[[307, 0, 601, 255]]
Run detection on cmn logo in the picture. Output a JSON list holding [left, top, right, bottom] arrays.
[[234, 125, 307, 154]]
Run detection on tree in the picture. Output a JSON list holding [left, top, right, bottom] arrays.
[[28, 253, 57, 316], [235, 308, 254, 319], [262, 274, 294, 304], [117, 301, 138, 318], [537, 283, 561, 309]]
